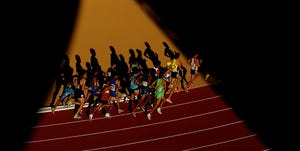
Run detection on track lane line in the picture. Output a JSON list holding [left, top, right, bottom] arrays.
[[25, 107, 232, 144], [81, 120, 244, 151], [33, 95, 222, 128], [182, 134, 257, 151]]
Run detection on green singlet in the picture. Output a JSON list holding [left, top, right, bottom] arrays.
[[155, 78, 165, 99]]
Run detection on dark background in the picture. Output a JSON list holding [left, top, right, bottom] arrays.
[[1, 1, 295, 150], [140, 1, 296, 150]]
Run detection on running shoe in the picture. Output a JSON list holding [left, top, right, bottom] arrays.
[[124, 97, 130, 103], [51, 107, 55, 115], [166, 98, 173, 103], [156, 107, 162, 114], [131, 112, 136, 117], [89, 114, 93, 120], [73, 114, 82, 119], [205, 73, 210, 81], [66, 100, 72, 108], [105, 113, 111, 118], [141, 106, 145, 112], [119, 93, 126, 102], [147, 113, 151, 120]]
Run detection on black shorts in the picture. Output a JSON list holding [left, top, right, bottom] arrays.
[[171, 71, 179, 78]]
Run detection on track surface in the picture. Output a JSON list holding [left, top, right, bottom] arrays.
[[24, 85, 269, 151]]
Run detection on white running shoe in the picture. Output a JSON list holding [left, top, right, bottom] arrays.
[[166, 99, 173, 103], [131, 112, 136, 117], [205, 73, 210, 80], [89, 114, 93, 120], [141, 106, 145, 112], [147, 113, 151, 120], [156, 107, 162, 114], [105, 113, 111, 118]]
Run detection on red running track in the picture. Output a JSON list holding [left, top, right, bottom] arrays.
[[23, 84, 270, 151]]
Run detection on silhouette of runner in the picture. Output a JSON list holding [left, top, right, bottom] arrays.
[[143, 41, 159, 67], [50, 54, 74, 107]]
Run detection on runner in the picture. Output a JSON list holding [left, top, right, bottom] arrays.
[[89, 84, 112, 120], [147, 74, 167, 120]]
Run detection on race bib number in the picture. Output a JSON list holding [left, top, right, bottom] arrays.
[[110, 84, 116, 91], [156, 86, 163, 92]]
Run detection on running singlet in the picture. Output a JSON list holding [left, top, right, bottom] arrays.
[[130, 73, 139, 90], [110, 78, 118, 97], [190, 58, 198, 70], [171, 59, 179, 78], [89, 86, 98, 95], [101, 89, 110, 101], [171, 59, 178, 72], [155, 78, 165, 99]]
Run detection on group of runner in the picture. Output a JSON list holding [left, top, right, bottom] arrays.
[[50, 42, 203, 120]]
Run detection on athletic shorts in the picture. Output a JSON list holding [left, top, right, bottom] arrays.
[[190, 69, 197, 75], [171, 71, 179, 78]]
